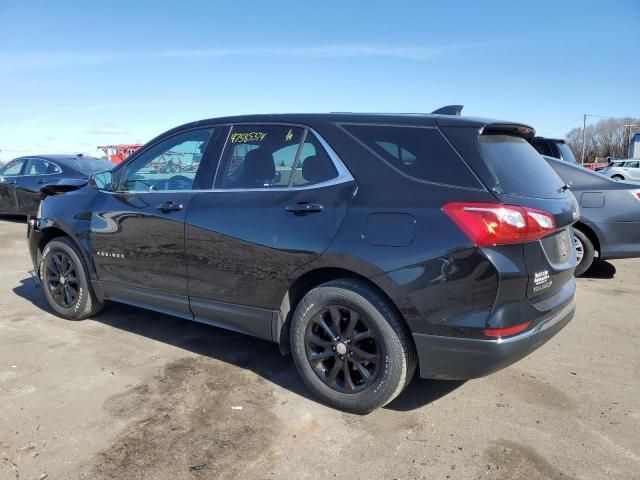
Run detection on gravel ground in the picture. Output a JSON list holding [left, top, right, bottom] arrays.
[[0, 218, 638, 480]]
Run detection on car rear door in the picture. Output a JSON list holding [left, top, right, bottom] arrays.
[[185, 124, 355, 339], [90, 128, 217, 317], [0, 158, 27, 214]]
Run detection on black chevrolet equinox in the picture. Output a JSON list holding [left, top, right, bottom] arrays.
[[27, 108, 578, 413]]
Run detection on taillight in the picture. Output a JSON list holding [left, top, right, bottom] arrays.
[[632, 190, 640, 201], [443, 202, 556, 246]]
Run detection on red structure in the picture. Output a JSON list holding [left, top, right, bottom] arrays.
[[97, 144, 142, 164]]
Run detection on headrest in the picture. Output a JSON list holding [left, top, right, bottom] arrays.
[[242, 148, 275, 186], [302, 155, 336, 184]]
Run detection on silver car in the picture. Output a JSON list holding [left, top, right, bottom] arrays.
[[602, 160, 640, 181]]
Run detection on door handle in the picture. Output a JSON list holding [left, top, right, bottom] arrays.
[[286, 202, 324, 215], [156, 201, 184, 212]]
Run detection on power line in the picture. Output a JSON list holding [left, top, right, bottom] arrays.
[[539, 117, 583, 136]]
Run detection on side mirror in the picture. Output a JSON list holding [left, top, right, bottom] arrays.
[[88, 171, 114, 191]]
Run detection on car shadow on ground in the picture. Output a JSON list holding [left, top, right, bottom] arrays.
[[581, 259, 617, 279], [0, 215, 27, 223], [13, 277, 462, 413]]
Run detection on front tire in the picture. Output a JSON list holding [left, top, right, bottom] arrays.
[[611, 174, 624, 181], [573, 229, 595, 276], [290, 279, 416, 414], [40, 237, 104, 320]]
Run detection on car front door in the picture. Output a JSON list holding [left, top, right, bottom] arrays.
[[16, 158, 63, 214], [185, 124, 356, 339], [0, 158, 27, 214], [90, 128, 217, 317], [624, 161, 640, 180]]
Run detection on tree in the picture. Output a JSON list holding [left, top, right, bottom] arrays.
[[565, 117, 640, 163]]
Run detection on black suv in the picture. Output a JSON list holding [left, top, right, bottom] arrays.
[[531, 136, 578, 164], [27, 110, 578, 413]]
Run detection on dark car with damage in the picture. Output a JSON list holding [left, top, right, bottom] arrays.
[[0, 154, 113, 216], [543, 155, 640, 275], [27, 108, 578, 413]]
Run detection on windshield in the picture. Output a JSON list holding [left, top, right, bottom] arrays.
[[556, 142, 577, 164], [66, 158, 114, 173]]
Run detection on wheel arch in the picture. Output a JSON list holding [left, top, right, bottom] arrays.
[[573, 221, 601, 256], [36, 226, 95, 277], [273, 267, 411, 355], [36, 226, 72, 265]]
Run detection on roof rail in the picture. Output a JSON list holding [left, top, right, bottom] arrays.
[[431, 105, 464, 116]]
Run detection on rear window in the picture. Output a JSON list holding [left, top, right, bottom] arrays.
[[66, 158, 114, 173], [479, 134, 565, 198], [342, 124, 481, 188], [556, 142, 577, 164]]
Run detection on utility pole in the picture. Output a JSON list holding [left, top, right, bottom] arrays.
[[624, 124, 637, 159], [581, 114, 587, 165]]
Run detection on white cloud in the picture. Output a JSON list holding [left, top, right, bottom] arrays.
[[0, 44, 483, 70], [87, 125, 131, 135]]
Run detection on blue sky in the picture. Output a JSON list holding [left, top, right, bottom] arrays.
[[0, 0, 638, 161]]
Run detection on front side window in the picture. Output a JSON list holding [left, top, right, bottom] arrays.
[[215, 125, 305, 189], [26, 158, 61, 175], [1, 159, 25, 176], [625, 161, 639, 168], [118, 129, 213, 192]]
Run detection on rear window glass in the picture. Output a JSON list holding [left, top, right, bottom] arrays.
[[66, 158, 114, 173], [479, 135, 565, 198], [342, 124, 481, 188], [556, 142, 577, 164]]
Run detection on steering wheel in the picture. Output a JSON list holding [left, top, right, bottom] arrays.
[[149, 175, 192, 191]]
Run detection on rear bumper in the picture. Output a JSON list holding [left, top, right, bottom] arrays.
[[413, 298, 575, 380]]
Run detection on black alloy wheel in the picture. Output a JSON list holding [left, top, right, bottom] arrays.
[[290, 279, 416, 413], [45, 251, 79, 308], [40, 237, 104, 320], [305, 305, 381, 393]]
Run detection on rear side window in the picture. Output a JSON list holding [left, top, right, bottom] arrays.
[[290, 134, 338, 187], [215, 125, 339, 189], [26, 158, 61, 175], [479, 135, 565, 198], [216, 125, 305, 189], [342, 124, 480, 188]]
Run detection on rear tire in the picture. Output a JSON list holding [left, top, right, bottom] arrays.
[[40, 237, 104, 320], [290, 279, 416, 414], [573, 229, 595, 276]]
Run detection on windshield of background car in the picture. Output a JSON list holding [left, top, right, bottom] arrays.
[[479, 134, 565, 198], [66, 158, 115, 173], [557, 142, 577, 164]]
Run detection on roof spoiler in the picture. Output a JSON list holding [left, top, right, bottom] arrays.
[[431, 105, 464, 116]]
